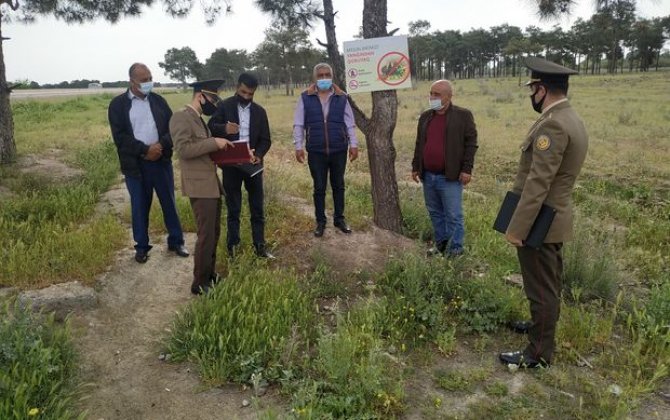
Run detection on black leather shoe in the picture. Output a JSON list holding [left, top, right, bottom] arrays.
[[168, 244, 190, 257], [508, 320, 532, 334], [499, 351, 549, 368], [334, 221, 352, 234], [255, 244, 277, 260], [314, 224, 326, 237], [191, 283, 212, 296], [135, 251, 148, 263]]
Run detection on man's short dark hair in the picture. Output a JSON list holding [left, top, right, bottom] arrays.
[[543, 81, 569, 96], [238, 73, 259, 89]]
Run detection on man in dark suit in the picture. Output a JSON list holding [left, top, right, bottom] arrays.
[[108, 62, 189, 263], [208, 73, 274, 259], [499, 57, 588, 368]]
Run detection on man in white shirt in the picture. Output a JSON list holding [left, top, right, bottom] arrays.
[[108, 63, 189, 263], [208, 73, 274, 259]]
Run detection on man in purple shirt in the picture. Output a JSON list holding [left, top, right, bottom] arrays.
[[411, 80, 478, 256], [293, 63, 359, 237]]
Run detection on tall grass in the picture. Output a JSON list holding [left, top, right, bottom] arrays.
[[167, 260, 315, 385], [0, 302, 82, 419]]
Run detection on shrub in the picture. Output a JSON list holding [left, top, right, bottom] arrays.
[[562, 228, 619, 302], [0, 303, 82, 420]]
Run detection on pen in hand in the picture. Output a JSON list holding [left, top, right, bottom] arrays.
[[225, 121, 240, 135]]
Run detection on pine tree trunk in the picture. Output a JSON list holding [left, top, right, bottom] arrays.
[[321, 0, 346, 89], [366, 90, 402, 232], [0, 18, 16, 164], [347, 0, 402, 232]]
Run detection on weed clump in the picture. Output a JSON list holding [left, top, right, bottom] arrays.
[[0, 303, 80, 419]]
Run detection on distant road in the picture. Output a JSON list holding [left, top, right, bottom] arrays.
[[10, 88, 126, 100], [10, 87, 179, 100]]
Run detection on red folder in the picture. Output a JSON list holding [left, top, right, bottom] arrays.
[[209, 140, 252, 165]]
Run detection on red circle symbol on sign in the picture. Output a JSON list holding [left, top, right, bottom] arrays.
[[348, 80, 359, 90], [377, 52, 410, 86]]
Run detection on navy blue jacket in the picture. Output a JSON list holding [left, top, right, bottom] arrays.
[[108, 90, 173, 178], [302, 89, 349, 154]]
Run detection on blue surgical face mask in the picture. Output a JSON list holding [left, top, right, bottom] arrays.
[[138, 81, 153, 95], [316, 79, 332, 91], [428, 97, 443, 111]]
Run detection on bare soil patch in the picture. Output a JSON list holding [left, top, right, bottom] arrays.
[[17, 148, 84, 182]]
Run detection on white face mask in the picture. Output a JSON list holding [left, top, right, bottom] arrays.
[[138, 81, 153, 95], [428, 97, 443, 111]]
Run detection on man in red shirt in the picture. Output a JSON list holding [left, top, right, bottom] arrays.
[[411, 80, 478, 256]]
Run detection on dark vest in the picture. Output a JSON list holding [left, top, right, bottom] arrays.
[[302, 92, 348, 154]]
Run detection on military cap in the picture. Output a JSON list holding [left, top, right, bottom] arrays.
[[188, 79, 225, 97], [524, 57, 577, 86]]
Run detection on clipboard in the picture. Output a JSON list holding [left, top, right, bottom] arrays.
[[493, 191, 556, 249], [209, 140, 252, 165]]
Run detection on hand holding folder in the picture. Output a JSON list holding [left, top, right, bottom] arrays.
[[210, 140, 253, 165], [493, 191, 556, 249]]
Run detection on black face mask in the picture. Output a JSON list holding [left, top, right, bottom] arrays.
[[201, 97, 218, 116], [237, 94, 252, 106], [530, 86, 546, 114]]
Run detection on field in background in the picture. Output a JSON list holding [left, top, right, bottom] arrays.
[[1, 72, 668, 418]]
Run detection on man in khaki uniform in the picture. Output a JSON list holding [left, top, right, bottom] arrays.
[[170, 79, 233, 295], [499, 57, 588, 368]]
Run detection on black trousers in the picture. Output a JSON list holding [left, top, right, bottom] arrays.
[[307, 151, 347, 226], [222, 165, 265, 248], [517, 243, 564, 364]]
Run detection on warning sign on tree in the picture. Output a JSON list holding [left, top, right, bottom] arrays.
[[343, 35, 412, 94]]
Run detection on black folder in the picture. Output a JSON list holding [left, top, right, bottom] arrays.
[[493, 191, 556, 249]]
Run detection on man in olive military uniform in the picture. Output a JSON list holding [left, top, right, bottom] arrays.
[[170, 79, 233, 295], [499, 57, 589, 368]]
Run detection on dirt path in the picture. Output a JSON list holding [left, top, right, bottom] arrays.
[[74, 235, 267, 420], [75, 185, 274, 419]]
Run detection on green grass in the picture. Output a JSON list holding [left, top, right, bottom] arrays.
[[289, 299, 405, 419], [0, 141, 126, 288], [166, 259, 315, 385], [0, 302, 82, 420]]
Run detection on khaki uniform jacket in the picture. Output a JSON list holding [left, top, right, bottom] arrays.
[[507, 100, 588, 243], [170, 106, 223, 199]]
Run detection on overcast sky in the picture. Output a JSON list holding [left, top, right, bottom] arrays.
[[3, 0, 668, 84]]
